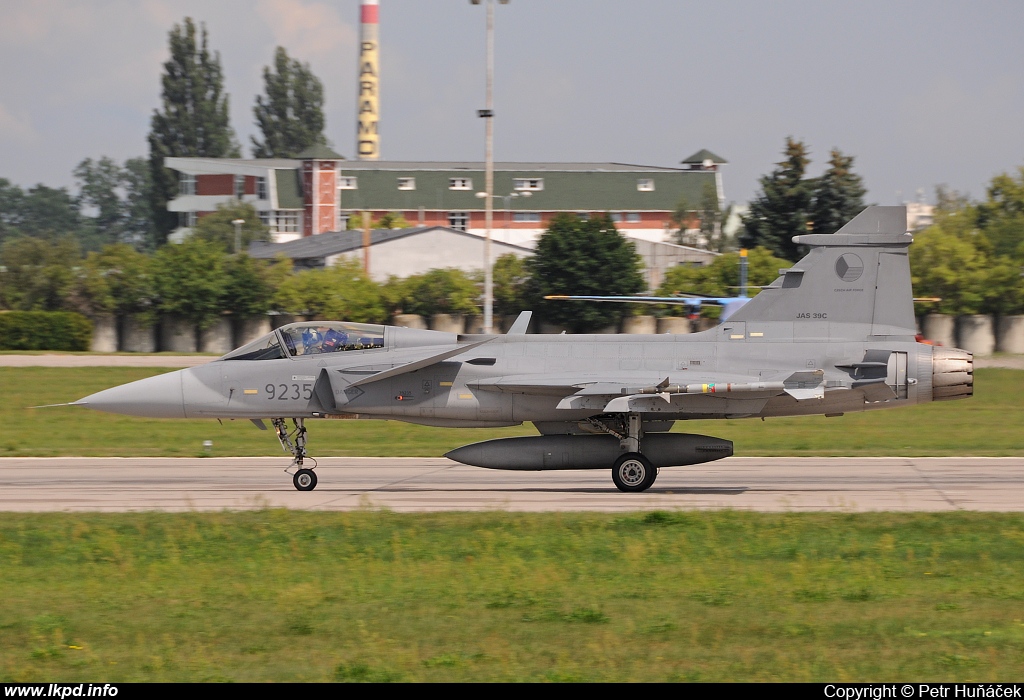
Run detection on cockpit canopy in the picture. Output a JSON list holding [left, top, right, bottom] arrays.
[[219, 322, 386, 361]]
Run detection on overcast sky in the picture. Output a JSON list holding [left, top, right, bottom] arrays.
[[1, 0, 1022, 207]]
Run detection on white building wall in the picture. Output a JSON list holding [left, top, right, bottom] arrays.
[[326, 229, 531, 282]]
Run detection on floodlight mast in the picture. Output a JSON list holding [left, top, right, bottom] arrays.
[[473, 0, 510, 333]]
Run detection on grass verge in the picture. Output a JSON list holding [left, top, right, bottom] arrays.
[[1, 510, 1023, 682]]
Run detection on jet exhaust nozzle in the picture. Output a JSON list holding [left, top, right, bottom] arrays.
[[931, 347, 973, 401]]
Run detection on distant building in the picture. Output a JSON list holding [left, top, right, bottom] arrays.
[[905, 201, 935, 231], [164, 150, 727, 248], [248, 226, 532, 283]]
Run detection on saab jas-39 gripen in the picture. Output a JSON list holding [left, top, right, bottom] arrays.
[[71, 206, 973, 492]]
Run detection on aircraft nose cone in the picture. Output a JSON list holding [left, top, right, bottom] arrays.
[[77, 370, 186, 418]]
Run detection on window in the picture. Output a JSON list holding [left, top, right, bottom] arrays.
[[576, 212, 590, 221], [276, 211, 300, 233], [338, 177, 358, 190], [397, 177, 416, 190], [235, 175, 246, 199], [512, 212, 541, 223], [179, 174, 196, 196], [637, 179, 655, 191], [448, 212, 469, 231], [612, 212, 641, 223], [449, 178, 472, 190], [259, 211, 271, 227], [339, 212, 352, 230], [256, 177, 268, 200], [179, 211, 197, 228], [513, 178, 543, 191]]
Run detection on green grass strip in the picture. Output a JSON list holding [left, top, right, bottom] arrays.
[[1, 510, 1023, 681]]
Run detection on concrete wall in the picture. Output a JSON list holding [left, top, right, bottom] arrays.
[[958, 315, 996, 356], [199, 318, 233, 354], [997, 315, 1024, 354], [923, 314, 956, 348], [90, 315, 118, 352], [235, 317, 271, 347], [656, 317, 691, 334], [161, 317, 197, 353], [121, 316, 156, 353], [392, 313, 428, 330], [430, 314, 465, 334], [621, 315, 657, 334]]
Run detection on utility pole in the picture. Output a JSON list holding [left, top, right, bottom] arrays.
[[473, 0, 508, 333]]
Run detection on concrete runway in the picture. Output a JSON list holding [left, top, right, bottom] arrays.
[[1, 456, 1022, 512]]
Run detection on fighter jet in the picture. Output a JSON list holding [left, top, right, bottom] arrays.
[[72, 207, 973, 492]]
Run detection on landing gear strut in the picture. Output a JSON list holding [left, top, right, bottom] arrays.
[[586, 413, 659, 492], [273, 417, 318, 491]]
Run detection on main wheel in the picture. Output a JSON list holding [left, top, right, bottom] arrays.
[[612, 453, 657, 493], [293, 468, 318, 491]]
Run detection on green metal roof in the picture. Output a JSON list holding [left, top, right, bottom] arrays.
[[681, 149, 728, 165], [335, 168, 717, 212], [294, 144, 345, 160], [274, 170, 304, 209]]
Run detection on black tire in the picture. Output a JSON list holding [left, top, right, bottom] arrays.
[[612, 453, 657, 493], [293, 468, 318, 491]]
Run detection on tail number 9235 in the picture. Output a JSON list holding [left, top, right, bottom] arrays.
[[265, 383, 313, 401]]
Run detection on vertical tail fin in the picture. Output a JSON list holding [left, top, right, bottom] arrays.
[[729, 206, 915, 339]]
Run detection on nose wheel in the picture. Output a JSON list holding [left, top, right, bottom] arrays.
[[273, 417, 319, 491]]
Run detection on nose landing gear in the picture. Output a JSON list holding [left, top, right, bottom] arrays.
[[273, 417, 319, 491]]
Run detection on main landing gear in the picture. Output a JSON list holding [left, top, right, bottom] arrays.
[[273, 417, 318, 491], [587, 413, 659, 493]]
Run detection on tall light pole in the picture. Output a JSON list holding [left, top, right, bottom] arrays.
[[472, 0, 508, 333]]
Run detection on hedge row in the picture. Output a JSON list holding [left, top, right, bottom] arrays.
[[0, 311, 93, 351]]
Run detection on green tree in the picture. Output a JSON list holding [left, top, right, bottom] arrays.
[[740, 137, 813, 261], [810, 148, 867, 235], [151, 238, 228, 330], [148, 18, 239, 245], [373, 211, 411, 229], [274, 260, 385, 322], [670, 194, 697, 247], [697, 181, 733, 252], [74, 157, 125, 247], [657, 247, 790, 300], [975, 166, 1024, 260], [73, 157, 156, 251], [222, 254, 276, 320], [527, 213, 646, 333], [0, 236, 81, 311], [0, 178, 25, 243], [910, 224, 990, 315], [493, 253, 529, 317], [252, 47, 328, 158], [394, 268, 481, 317], [192, 201, 271, 253], [16, 185, 83, 239]]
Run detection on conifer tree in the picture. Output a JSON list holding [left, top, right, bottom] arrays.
[[740, 137, 813, 261], [148, 18, 239, 245], [252, 47, 328, 158], [810, 149, 866, 235]]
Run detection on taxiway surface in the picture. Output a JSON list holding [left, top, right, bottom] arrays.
[[1, 456, 1022, 512]]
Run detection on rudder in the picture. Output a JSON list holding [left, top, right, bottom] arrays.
[[728, 206, 916, 339]]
